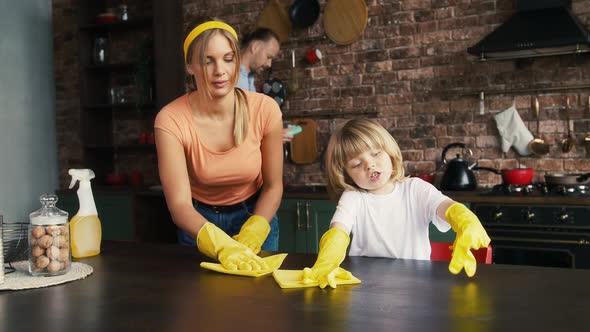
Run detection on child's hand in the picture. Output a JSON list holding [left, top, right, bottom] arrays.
[[303, 266, 354, 289], [301, 227, 350, 288], [445, 203, 491, 277]]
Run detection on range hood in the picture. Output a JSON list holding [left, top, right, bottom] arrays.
[[467, 0, 590, 61]]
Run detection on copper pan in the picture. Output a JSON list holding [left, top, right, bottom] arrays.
[[545, 173, 590, 185]]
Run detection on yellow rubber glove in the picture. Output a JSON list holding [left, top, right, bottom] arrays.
[[232, 215, 270, 254], [445, 203, 491, 277], [302, 227, 352, 289], [197, 222, 269, 271]]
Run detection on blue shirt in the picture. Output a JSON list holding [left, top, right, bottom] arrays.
[[237, 65, 256, 91]]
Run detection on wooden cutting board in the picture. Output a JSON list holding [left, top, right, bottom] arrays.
[[257, 0, 292, 42], [290, 118, 317, 164], [323, 0, 368, 45]]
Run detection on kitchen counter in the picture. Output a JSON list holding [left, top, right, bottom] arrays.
[[443, 190, 590, 206], [284, 187, 590, 205], [2, 241, 590, 331]]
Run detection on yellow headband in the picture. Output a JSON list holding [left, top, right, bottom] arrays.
[[183, 21, 238, 62]]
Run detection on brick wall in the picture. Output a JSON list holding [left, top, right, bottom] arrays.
[[54, 0, 590, 189], [53, 0, 82, 188]]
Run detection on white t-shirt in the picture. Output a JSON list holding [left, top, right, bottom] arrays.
[[331, 177, 452, 260]]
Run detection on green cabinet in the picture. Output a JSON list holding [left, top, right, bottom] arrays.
[[428, 202, 472, 243], [56, 191, 134, 241], [429, 223, 456, 242], [277, 198, 467, 252], [278, 199, 336, 253]]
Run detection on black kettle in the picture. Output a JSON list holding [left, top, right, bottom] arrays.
[[440, 142, 478, 191]]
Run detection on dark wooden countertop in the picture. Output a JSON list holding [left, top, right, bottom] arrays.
[[2, 241, 590, 331]]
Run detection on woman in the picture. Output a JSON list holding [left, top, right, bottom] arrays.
[[154, 19, 284, 271]]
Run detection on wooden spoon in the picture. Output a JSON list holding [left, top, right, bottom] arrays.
[[561, 96, 575, 153], [528, 96, 550, 155]]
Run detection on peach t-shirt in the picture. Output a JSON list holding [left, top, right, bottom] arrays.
[[154, 91, 282, 206]]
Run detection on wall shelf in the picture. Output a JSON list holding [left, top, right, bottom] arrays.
[[80, 18, 152, 32]]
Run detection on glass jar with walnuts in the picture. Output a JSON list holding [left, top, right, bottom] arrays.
[[28, 194, 71, 276]]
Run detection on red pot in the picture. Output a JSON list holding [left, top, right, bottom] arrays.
[[412, 173, 434, 184], [475, 167, 534, 185], [105, 173, 127, 186]]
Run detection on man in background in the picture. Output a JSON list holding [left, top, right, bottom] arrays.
[[238, 28, 294, 143]]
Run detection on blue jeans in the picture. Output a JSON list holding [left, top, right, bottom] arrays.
[[178, 199, 279, 251]]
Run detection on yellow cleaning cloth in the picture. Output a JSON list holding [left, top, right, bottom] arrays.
[[200, 253, 287, 277], [272, 269, 361, 289]]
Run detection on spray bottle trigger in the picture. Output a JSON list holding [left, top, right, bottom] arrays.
[[68, 177, 78, 189], [68, 169, 78, 189]]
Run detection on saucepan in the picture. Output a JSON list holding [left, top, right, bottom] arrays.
[[412, 173, 435, 184], [474, 166, 535, 185], [545, 173, 590, 185], [289, 0, 320, 28]]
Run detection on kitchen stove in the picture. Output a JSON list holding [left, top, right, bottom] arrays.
[[486, 182, 590, 196], [471, 183, 590, 269]]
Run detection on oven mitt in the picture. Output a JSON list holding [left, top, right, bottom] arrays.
[[445, 203, 491, 277], [302, 227, 357, 289], [273, 268, 361, 289], [197, 222, 269, 272], [233, 215, 270, 254], [494, 105, 534, 156], [201, 253, 288, 277]]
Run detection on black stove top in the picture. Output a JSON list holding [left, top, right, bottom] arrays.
[[483, 182, 590, 197]]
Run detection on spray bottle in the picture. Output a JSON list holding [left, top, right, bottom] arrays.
[[68, 169, 102, 258]]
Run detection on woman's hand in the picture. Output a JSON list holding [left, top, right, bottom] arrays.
[[233, 215, 270, 254], [197, 222, 269, 271]]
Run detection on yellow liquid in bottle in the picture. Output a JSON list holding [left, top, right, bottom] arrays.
[[70, 215, 102, 258]]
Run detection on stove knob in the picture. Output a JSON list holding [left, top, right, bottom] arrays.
[[558, 212, 569, 223], [493, 210, 503, 222], [525, 210, 535, 222]]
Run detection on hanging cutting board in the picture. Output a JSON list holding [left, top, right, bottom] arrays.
[[290, 118, 317, 164], [257, 0, 292, 43], [323, 0, 368, 45]]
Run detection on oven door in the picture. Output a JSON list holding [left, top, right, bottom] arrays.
[[486, 225, 590, 269]]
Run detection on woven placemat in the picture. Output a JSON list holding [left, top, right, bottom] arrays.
[[1, 261, 93, 291]]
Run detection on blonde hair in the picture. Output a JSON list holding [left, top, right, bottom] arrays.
[[184, 19, 249, 146], [325, 118, 405, 201]]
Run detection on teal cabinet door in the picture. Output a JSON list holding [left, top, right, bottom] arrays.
[[55, 191, 134, 241], [278, 199, 335, 254], [429, 223, 456, 242], [429, 202, 471, 243], [304, 200, 335, 253], [96, 194, 134, 240], [277, 199, 307, 253]]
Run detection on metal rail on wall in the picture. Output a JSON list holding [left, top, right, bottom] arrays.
[[457, 84, 590, 98], [282, 109, 379, 119]]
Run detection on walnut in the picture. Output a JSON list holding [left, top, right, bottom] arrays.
[[47, 260, 61, 273], [46, 246, 60, 260], [36, 255, 50, 269], [37, 235, 53, 249], [60, 225, 69, 234], [46, 225, 61, 236], [55, 235, 69, 249], [31, 226, 46, 238], [31, 245, 44, 257], [59, 248, 69, 261]]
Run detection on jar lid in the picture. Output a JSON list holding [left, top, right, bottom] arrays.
[[30, 194, 68, 225]]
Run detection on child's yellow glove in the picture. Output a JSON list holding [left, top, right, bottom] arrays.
[[197, 222, 269, 271], [302, 227, 352, 289], [445, 203, 491, 277], [233, 215, 270, 254]]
